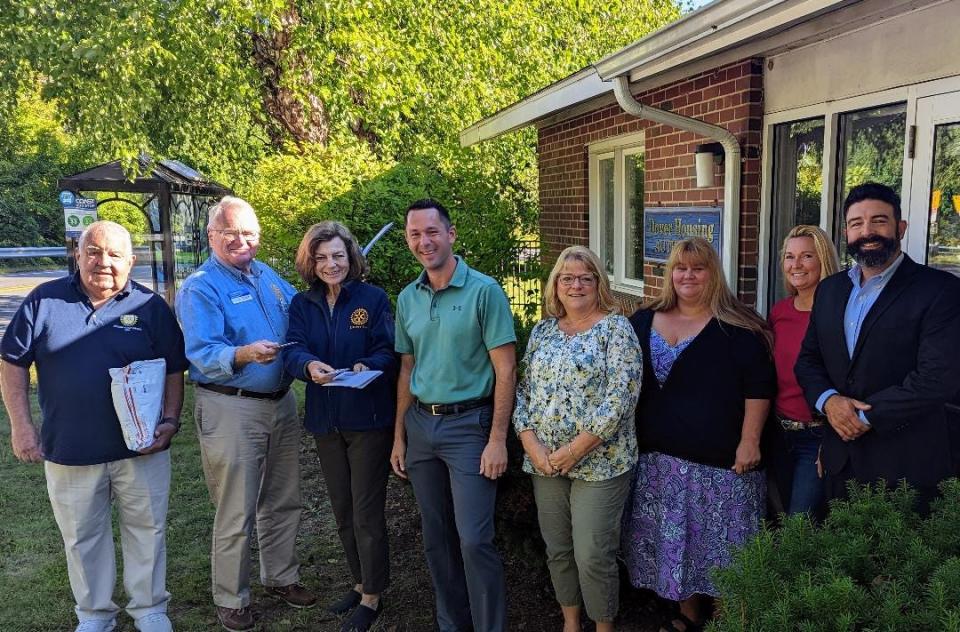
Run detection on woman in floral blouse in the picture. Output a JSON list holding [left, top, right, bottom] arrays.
[[513, 245, 641, 632]]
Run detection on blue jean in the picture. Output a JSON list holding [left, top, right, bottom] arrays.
[[404, 404, 506, 632], [783, 426, 825, 516]]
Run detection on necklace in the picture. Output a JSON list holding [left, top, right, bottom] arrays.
[[560, 309, 600, 333]]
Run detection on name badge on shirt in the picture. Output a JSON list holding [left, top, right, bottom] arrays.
[[229, 290, 254, 305]]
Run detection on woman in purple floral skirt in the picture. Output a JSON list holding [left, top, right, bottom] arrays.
[[621, 238, 776, 632]]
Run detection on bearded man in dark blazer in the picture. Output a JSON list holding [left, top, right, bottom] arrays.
[[795, 182, 960, 511]]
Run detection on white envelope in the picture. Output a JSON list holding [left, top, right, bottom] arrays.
[[109, 358, 167, 451]]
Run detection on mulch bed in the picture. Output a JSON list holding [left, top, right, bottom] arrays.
[[294, 438, 672, 631]]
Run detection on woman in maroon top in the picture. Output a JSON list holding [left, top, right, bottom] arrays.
[[769, 225, 839, 516]]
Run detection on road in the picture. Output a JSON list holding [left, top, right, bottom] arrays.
[[0, 269, 68, 338], [0, 265, 160, 338]]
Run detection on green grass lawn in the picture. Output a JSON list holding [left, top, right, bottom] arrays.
[[0, 382, 351, 632], [0, 377, 658, 632]]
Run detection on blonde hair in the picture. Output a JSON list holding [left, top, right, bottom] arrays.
[[645, 237, 772, 350], [780, 225, 840, 295], [543, 246, 620, 319], [294, 221, 369, 286]]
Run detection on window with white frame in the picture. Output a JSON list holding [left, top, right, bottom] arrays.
[[762, 95, 908, 311], [589, 132, 645, 294]]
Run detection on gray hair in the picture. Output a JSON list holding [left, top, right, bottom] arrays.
[[78, 221, 133, 254], [207, 196, 257, 230]]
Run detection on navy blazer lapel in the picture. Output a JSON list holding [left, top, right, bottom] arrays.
[[849, 255, 918, 366]]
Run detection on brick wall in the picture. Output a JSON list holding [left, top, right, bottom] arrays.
[[537, 58, 764, 308]]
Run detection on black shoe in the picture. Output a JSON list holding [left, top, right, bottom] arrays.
[[327, 589, 362, 616], [340, 601, 382, 632]]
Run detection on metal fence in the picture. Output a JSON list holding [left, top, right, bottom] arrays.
[[500, 238, 542, 321], [0, 247, 68, 259]]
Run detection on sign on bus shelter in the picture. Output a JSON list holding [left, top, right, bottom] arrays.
[[60, 190, 98, 239]]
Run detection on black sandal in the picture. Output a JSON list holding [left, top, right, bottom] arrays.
[[660, 612, 704, 632], [327, 589, 362, 616], [340, 600, 382, 632]]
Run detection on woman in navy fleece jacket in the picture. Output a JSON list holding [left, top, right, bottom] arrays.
[[283, 221, 396, 632]]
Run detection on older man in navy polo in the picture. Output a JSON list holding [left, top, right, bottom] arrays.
[[1, 221, 188, 632]]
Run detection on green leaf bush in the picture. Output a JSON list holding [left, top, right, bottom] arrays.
[[240, 136, 543, 306], [710, 479, 960, 631]]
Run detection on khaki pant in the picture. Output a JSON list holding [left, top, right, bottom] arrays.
[[195, 388, 302, 608], [532, 470, 632, 623], [45, 450, 171, 625]]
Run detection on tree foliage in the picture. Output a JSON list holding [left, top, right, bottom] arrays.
[[0, 86, 89, 246], [0, 0, 681, 297], [1, 0, 681, 160]]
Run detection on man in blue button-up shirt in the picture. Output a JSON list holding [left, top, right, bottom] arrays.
[[796, 182, 960, 513], [177, 197, 315, 631]]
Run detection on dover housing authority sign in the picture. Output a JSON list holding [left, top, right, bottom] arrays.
[[643, 207, 721, 263]]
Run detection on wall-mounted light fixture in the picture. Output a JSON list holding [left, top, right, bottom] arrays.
[[695, 142, 725, 188]]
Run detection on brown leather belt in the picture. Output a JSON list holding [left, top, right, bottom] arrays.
[[416, 397, 492, 416], [198, 383, 289, 401]]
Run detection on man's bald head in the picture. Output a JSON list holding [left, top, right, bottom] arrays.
[[79, 221, 133, 255]]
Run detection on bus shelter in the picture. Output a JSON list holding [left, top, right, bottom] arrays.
[[58, 155, 231, 305]]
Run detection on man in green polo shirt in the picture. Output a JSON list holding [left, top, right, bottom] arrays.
[[391, 199, 516, 632]]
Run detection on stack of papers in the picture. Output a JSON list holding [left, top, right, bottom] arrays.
[[322, 370, 383, 389]]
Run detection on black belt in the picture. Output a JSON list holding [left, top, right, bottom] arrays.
[[198, 383, 289, 401], [416, 397, 492, 416], [777, 413, 827, 431]]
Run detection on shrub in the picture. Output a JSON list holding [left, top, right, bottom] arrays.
[[239, 137, 538, 302], [710, 479, 960, 631]]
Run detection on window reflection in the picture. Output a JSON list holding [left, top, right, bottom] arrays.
[[927, 123, 960, 278], [624, 152, 645, 281], [599, 157, 615, 275], [833, 103, 907, 261], [768, 117, 825, 307]]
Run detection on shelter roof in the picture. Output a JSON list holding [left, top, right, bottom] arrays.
[[59, 154, 231, 196]]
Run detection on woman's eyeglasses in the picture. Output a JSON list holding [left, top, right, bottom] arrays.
[[557, 274, 597, 287]]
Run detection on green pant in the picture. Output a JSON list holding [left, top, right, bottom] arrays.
[[531, 470, 632, 623]]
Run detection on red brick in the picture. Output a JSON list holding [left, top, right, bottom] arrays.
[[537, 57, 764, 297]]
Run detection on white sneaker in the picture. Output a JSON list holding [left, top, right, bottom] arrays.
[[75, 619, 116, 632], [136, 612, 174, 632]]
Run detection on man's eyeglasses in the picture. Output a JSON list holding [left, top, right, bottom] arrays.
[[558, 274, 597, 287], [212, 229, 260, 242]]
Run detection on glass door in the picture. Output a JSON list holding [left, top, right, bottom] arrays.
[[906, 92, 960, 277]]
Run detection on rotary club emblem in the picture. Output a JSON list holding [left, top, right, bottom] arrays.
[[350, 308, 369, 327], [119, 314, 139, 327]]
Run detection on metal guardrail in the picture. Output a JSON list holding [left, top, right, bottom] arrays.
[[0, 247, 68, 258], [0, 246, 155, 259]]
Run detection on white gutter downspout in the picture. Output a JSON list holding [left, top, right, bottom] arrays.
[[611, 75, 742, 288]]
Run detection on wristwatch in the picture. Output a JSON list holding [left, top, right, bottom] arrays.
[[159, 417, 181, 433]]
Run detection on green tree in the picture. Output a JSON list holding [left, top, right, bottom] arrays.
[[0, 86, 89, 247], [0, 0, 681, 299]]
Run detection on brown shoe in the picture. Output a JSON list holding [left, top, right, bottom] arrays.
[[216, 606, 253, 632], [265, 583, 318, 609]]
